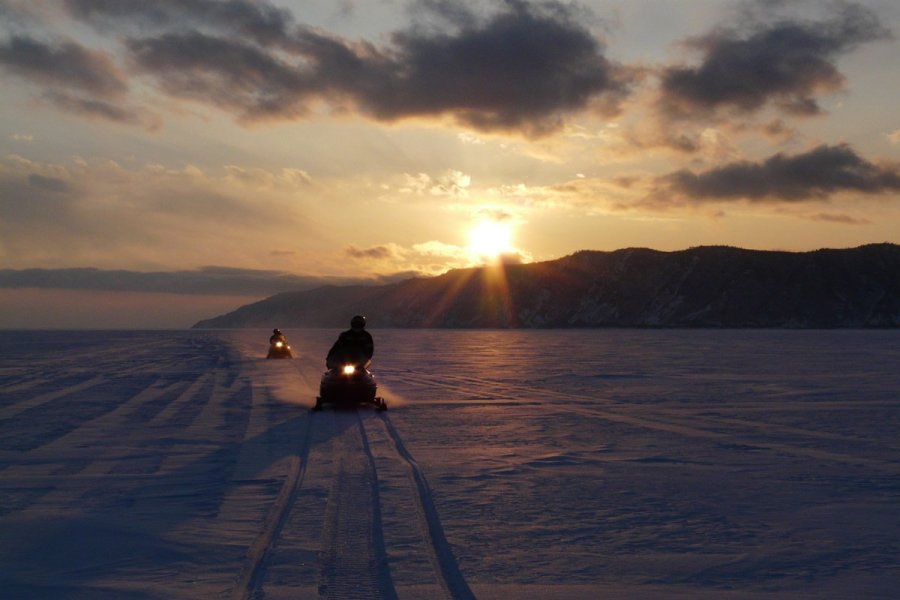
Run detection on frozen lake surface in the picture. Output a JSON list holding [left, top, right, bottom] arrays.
[[1, 329, 898, 599]]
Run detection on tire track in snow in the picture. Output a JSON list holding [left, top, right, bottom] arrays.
[[231, 412, 314, 600], [377, 413, 476, 600], [148, 372, 215, 428], [4, 377, 201, 517], [317, 410, 398, 600], [0, 336, 234, 518], [0, 375, 106, 420]]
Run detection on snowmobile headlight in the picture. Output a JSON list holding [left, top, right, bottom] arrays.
[[275, 341, 283, 348], [342, 364, 356, 375]]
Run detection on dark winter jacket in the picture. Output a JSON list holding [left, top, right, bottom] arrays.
[[326, 328, 374, 368]]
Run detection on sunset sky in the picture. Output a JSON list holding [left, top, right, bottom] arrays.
[[2, 0, 899, 327]]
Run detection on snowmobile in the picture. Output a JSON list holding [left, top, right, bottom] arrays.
[[314, 362, 387, 411], [266, 338, 293, 359]]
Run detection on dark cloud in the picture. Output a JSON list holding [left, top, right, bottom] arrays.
[[0, 266, 386, 296], [345, 245, 397, 260], [125, 32, 311, 120], [66, 0, 633, 135], [28, 173, 71, 194], [408, 0, 481, 30], [0, 35, 159, 126], [0, 2, 34, 27], [64, 0, 297, 50], [0, 35, 127, 94], [42, 90, 159, 127], [0, 173, 77, 226], [659, 3, 891, 118], [365, 1, 632, 133], [808, 212, 871, 225], [661, 144, 900, 202]]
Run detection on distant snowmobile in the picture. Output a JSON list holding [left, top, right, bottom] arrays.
[[266, 329, 293, 359], [314, 362, 386, 411]]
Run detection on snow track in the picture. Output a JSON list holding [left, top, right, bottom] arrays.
[[315, 410, 397, 600], [214, 331, 473, 599], [377, 413, 476, 600], [231, 414, 313, 600], [241, 403, 474, 600]]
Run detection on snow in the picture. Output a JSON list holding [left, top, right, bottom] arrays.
[[1, 329, 898, 599]]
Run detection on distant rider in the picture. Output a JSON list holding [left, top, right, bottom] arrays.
[[270, 328, 286, 344], [326, 315, 374, 369]]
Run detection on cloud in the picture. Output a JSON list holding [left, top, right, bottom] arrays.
[[473, 206, 517, 222], [457, 132, 485, 145], [660, 144, 900, 202], [399, 170, 471, 196], [124, 31, 313, 121], [1, 156, 533, 277], [63, 0, 298, 50], [0, 35, 126, 94], [42, 90, 160, 128], [65, 0, 635, 135], [364, 1, 632, 134], [28, 173, 70, 193], [0, 156, 314, 269], [0, 1, 57, 28], [342, 241, 473, 275], [343, 233, 534, 274], [224, 165, 313, 188], [0, 35, 158, 127], [658, 2, 890, 119], [2, 165, 96, 234], [345, 245, 399, 260], [0, 266, 384, 295], [807, 212, 871, 225]]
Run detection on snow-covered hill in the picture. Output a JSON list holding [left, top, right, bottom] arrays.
[[194, 244, 900, 329]]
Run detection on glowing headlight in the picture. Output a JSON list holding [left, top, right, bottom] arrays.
[[342, 365, 356, 375], [275, 341, 283, 348]]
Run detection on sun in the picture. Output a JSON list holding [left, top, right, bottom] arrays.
[[467, 219, 514, 262]]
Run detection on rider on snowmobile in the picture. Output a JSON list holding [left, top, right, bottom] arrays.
[[326, 315, 374, 369], [270, 328, 286, 344]]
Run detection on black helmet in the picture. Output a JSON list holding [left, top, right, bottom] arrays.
[[350, 315, 366, 329], [273, 328, 281, 335]]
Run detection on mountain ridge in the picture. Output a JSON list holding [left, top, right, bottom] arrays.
[[192, 244, 900, 328]]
